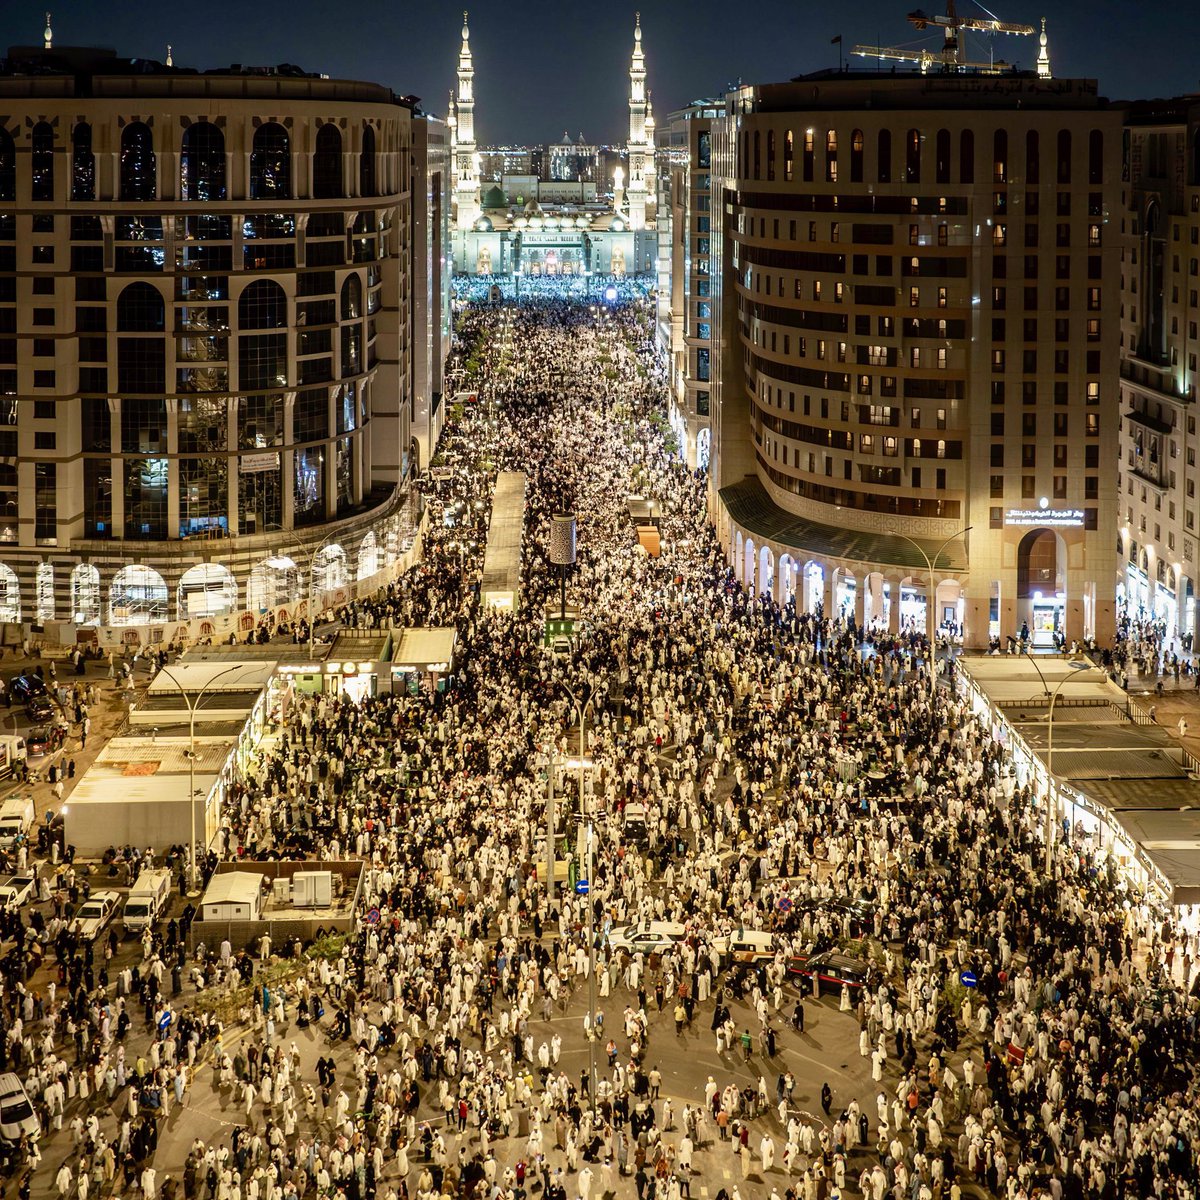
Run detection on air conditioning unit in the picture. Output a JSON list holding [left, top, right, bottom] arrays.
[[292, 870, 333, 908], [272, 878, 290, 901]]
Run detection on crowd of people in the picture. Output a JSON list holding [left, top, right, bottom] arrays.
[[4, 291, 1200, 1200]]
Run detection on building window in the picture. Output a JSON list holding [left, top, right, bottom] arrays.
[[250, 123, 291, 199], [181, 122, 226, 201], [313, 124, 343, 199], [72, 122, 95, 201], [31, 122, 54, 201], [0, 128, 14, 203], [34, 462, 56, 541], [360, 125, 377, 197], [119, 122, 156, 202]]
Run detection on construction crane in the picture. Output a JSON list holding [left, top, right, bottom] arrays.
[[853, 0, 1036, 74]]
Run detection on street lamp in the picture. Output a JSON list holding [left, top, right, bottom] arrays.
[[560, 681, 598, 1108], [1020, 652, 1107, 875], [886, 524, 972, 693], [155, 662, 254, 895]]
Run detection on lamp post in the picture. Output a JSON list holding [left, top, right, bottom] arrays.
[[886, 524, 972, 694], [155, 662, 253, 895], [1019, 652, 1107, 875], [561, 682, 598, 1108], [305, 531, 339, 661]]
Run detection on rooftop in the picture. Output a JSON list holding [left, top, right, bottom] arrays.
[[0, 44, 416, 108], [960, 656, 1200, 906]]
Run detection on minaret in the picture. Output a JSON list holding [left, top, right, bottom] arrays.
[[166, 44, 173, 67], [448, 91, 458, 199], [454, 11, 481, 232], [626, 13, 648, 231], [644, 91, 657, 212], [1036, 18, 1052, 80], [43, 11, 52, 50]]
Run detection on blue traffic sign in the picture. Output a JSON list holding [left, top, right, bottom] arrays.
[[960, 971, 978, 989], [365, 906, 381, 925], [777, 897, 793, 912], [158, 1012, 172, 1031], [575, 879, 589, 895]]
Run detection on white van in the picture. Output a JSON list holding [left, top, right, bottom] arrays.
[[0, 796, 34, 849], [724, 930, 778, 965], [0, 1073, 39, 1142], [123, 868, 173, 933]]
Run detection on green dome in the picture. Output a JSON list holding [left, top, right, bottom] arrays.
[[482, 184, 506, 210]]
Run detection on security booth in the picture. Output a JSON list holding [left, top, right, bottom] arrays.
[[323, 632, 392, 702], [389, 627, 458, 696]]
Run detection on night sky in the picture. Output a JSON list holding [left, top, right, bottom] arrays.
[[22, 0, 1200, 145]]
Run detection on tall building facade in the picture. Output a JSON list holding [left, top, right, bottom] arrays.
[[0, 42, 447, 633], [704, 72, 1122, 648], [657, 100, 721, 471], [1116, 99, 1200, 643]]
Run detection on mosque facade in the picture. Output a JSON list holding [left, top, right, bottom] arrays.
[[449, 14, 657, 279]]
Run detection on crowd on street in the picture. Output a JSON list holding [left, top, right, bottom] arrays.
[[2, 292, 1199, 1200]]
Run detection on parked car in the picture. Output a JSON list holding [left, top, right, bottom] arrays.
[[8, 674, 46, 704], [792, 951, 872, 996], [24, 695, 54, 723], [0, 875, 36, 909], [25, 724, 66, 757], [73, 890, 120, 940], [0, 1073, 39, 1142]]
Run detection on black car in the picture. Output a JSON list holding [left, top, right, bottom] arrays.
[[9, 675, 46, 703], [24, 695, 54, 722], [793, 951, 872, 996]]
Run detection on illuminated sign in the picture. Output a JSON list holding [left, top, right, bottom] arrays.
[[1004, 508, 1084, 528]]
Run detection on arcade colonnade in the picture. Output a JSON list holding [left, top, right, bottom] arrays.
[[727, 528, 964, 637]]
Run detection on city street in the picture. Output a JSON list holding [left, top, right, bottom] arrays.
[[4, 294, 1200, 1200]]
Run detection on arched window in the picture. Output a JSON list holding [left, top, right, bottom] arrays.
[[31, 122, 54, 201], [0, 565, 20, 623], [180, 121, 226, 201], [70, 563, 101, 625], [935, 129, 951, 184], [752, 131, 760, 180], [109, 565, 167, 626], [360, 125, 376, 196], [313, 124, 343, 199], [117, 282, 165, 331], [825, 129, 838, 183], [312, 545, 347, 595], [784, 129, 794, 182], [72, 122, 95, 200], [905, 129, 921, 184], [247, 555, 299, 612], [251, 122, 291, 199], [357, 531, 379, 580], [239, 281, 287, 391], [1026, 130, 1040, 185], [0, 128, 14, 203], [35, 563, 54, 625], [120, 122, 156, 201], [850, 129, 864, 183], [177, 563, 237, 619], [1088, 129, 1104, 185], [1057, 129, 1072, 184], [118, 283, 166, 394], [959, 129, 974, 184], [239, 279, 287, 330], [876, 129, 891, 184], [993, 129, 1008, 184], [341, 274, 361, 320]]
